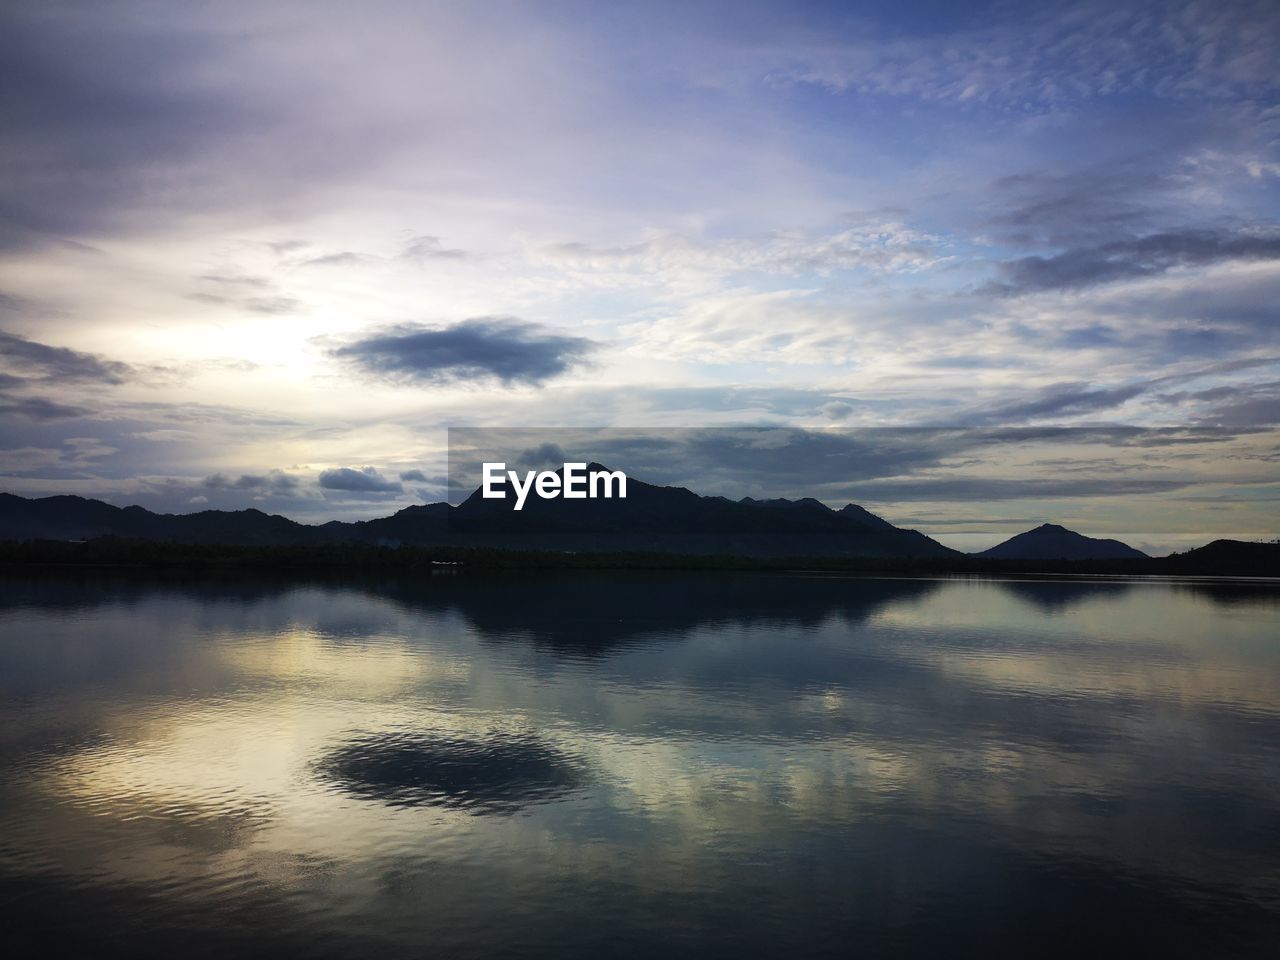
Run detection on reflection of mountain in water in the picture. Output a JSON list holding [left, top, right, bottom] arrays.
[[316, 731, 586, 813], [0, 570, 944, 653], [986, 577, 1280, 613], [3, 570, 1275, 654], [365, 572, 943, 654], [995, 579, 1137, 612], [1170, 580, 1280, 609]]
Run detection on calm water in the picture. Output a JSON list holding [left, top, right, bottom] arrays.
[[2, 572, 1279, 958]]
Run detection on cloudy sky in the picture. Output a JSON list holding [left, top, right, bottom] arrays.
[[1, 0, 1277, 552]]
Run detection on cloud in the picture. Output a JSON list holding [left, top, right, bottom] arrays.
[[749, 0, 1280, 106], [0, 392, 91, 420], [318, 466, 403, 494], [398, 469, 428, 482], [0, 330, 134, 384], [981, 168, 1175, 248], [189, 293, 302, 314], [965, 381, 1148, 424], [402, 235, 467, 261], [300, 252, 372, 268], [516, 442, 568, 468], [540, 222, 945, 282], [0, 0, 1277, 541], [840, 477, 1195, 502], [197, 273, 270, 289], [451, 427, 965, 495], [204, 470, 299, 493], [986, 229, 1280, 295], [1192, 381, 1280, 427], [332, 318, 597, 387]]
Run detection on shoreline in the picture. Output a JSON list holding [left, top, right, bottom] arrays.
[[3, 538, 1278, 580]]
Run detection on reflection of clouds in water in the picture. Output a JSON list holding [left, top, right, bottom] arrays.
[[2, 574, 1278, 951], [317, 731, 586, 813], [875, 580, 1280, 715], [223, 627, 469, 692]]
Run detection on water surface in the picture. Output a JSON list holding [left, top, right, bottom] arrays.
[[1, 572, 1278, 958]]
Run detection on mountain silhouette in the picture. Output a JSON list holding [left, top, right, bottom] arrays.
[[0, 493, 313, 546], [0, 467, 957, 558], [978, 523, 1148, 560], [445, 463, 955, 556], [1162, 539, 1280, 576]]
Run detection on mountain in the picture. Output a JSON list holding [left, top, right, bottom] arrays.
[[0, 468, 958, 558], [442, 464, 956, 557], [1161, 539, 1280, 576], [0, 493, 317, 546], [976, 523, 1148, 560]]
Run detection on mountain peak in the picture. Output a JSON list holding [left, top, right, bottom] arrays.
[[837, 502, 897, 531], [978, 523, 1147, 560]]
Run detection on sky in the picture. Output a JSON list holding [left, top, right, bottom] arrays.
[[0, 0, 1277, 553]]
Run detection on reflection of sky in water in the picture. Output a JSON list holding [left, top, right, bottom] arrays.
[[0, 574, 1278, 957]]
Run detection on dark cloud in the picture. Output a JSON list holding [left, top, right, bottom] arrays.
[[0, 330, 134, 384], [983, 169, 1175, 247], [966, 381, 1148, 424], [318, 466, 403, 494], [1158, 384, 1252, 405], [332, 318, 597, 387], [1192, 382, 1280, 427], [398, 469, 428, 482], [204, 470, 299, 493], [1090, 265, 1280, 332], [0, 392, 91, 421], [987, 229, 1280, 296], [961, 363, 1280, 427]]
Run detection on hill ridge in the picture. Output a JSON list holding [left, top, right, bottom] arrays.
[[0, 471, 956, 559]]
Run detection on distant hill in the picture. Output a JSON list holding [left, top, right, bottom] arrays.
[[0, 493, 316, 546], [977, 523, 1148, 560], [0, 467, 957, 559], [1162, 539, 1280, 576]]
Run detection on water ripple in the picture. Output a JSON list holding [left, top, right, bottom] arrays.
[[315, 730, 587, 813]]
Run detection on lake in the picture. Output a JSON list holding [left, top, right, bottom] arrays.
[[1, 571, 1278, 958]]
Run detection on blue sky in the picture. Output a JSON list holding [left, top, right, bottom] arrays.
[[0, 0, 1277, 551]]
